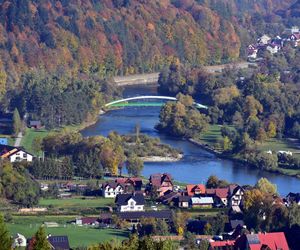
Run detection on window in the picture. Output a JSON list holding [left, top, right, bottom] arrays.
[[23, 153, 27, 158]]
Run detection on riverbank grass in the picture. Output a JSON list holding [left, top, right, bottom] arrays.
[[257, 138, 300, 160]]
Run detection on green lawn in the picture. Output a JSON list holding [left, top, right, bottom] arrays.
[[39, 197, 114, 209], [8, 220, 128, 247], [198, 124, 223, 150], [21, 128, 50, 155], [257, 138, 300, 160]]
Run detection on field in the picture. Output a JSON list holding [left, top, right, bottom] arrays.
[[39, 197, 114, 209], [7, 215, 128, 247], [21, 128, 50, 155], [198, 124, 223, 150]]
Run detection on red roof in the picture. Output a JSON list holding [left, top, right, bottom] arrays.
[[235, 232, 289, 250], [210, 240, 235, 248], [186, 184, 206, 196], [252, 232, 289, 250], [80, 217, 99, 225]]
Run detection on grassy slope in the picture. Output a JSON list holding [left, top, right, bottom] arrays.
[[21, 128, 50, 155], [198, 124, 223, 150]]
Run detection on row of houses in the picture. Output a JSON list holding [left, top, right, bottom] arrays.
[[101, 174, 244, 211], [247, 26, 300, 60]]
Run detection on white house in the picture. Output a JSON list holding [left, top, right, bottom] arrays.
[[229, 185, 244, 207], [0, 145, 33, 162], [12, 233, 27, 247], [115, 193, 145, 212], [266, 44, 280, 54], [102, 182, 125, 198], [258, 34, 271, 45], [290, 33, 300, 47]]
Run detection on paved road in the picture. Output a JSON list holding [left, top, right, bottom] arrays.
[[113, 61, 256, 86], [14, 132, 22, 147]]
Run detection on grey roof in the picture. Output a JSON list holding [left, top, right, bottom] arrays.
[[115, 193, 145, 206], [117, 210, 172, 220], [48, 236, 70, 250], [178, 196, 191, 202], [230, 219, 244, 229], [246, 234, 260, 245], [191, 197, 214, 204], [29, 120, 41, 126]]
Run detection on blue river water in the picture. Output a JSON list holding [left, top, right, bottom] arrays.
[[81, 85, 300, 195]]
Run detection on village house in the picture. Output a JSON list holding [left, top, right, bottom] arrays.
[[206, 188, 229, 207], [115, 193, 145, 212], [102, 181, 125, 198], [0, 145, 33, 162], [257, 34, 271, 45], [115, 177, 143, 191], [117, 210, 172, 225], [29, 120, 42, 129], [148, 173, 173, 197], [186, 184, 206, 196], [75, 217, 99, 226], [191, 197, 214, 208], [12, 233, 27, 248], [27, 235, 70, 250], [176, 196, 191, 208], [266, 44, 280, 54], [101, 177, 143, 198], [228, 185, 244, 207], [285, 192, 300, 206], [290, 33, 300, 47], [247, 44, 258, 60]]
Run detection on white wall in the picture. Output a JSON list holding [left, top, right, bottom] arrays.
[[9, 150, 33, 162]]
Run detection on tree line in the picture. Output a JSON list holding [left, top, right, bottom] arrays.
[[8, 71, 120, 129]]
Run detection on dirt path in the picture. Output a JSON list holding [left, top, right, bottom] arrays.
[[14, 132, 22, 147]]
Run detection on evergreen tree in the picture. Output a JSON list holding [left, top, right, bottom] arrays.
[[0, 213, 12, 250], [12, 108, 21, 135], [32, 226, 51, 250]]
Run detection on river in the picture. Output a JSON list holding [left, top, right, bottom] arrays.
[[81, 84, 300, 195]]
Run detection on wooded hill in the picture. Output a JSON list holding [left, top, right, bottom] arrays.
[[0, 0, 297, 100]]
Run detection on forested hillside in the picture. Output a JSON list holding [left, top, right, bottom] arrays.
[[0, 0, 296, 103]]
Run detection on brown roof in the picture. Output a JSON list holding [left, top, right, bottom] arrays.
[[150, 173, 172, 188], [215, 188, 229, 198], [206, 188, 229, 198]]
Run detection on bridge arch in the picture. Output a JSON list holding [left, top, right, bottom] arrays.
[[105, 95, 208, 109]]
